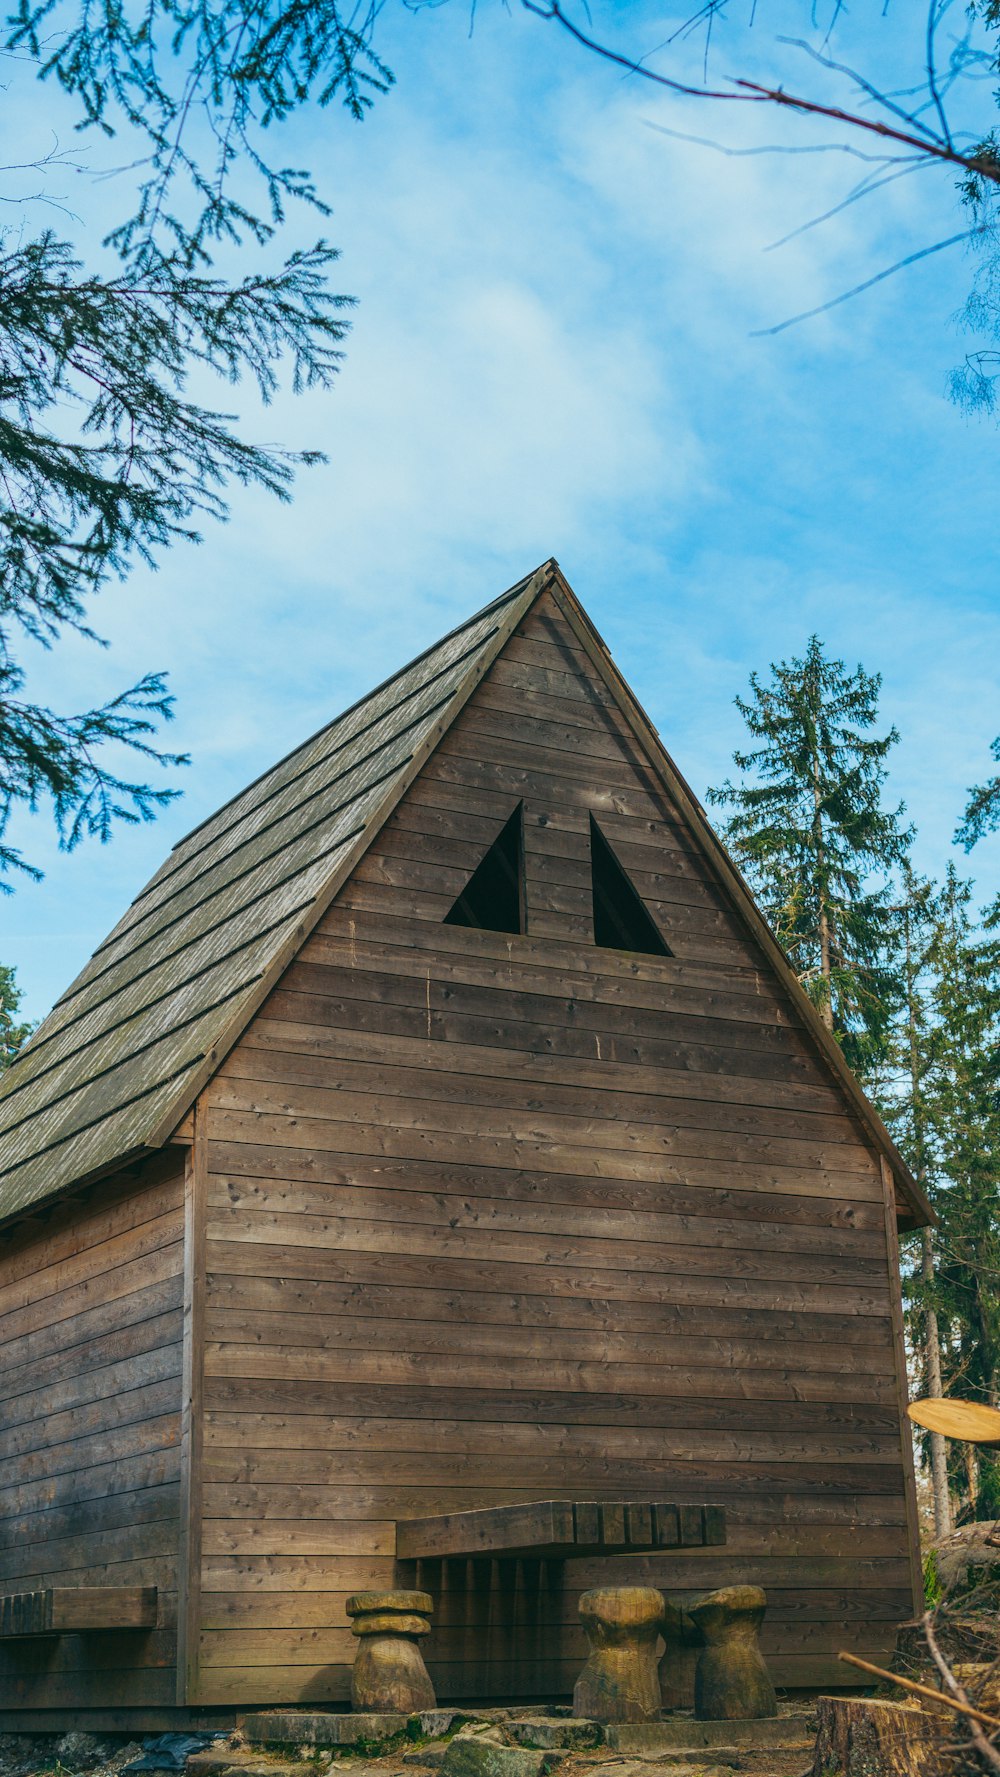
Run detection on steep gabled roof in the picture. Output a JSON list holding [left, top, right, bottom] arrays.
[[0, 565, 548, 1224], [0, 559, 932, 1232]]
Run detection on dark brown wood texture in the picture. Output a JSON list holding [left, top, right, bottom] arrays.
[[195, 592, 917, 1706], [0, 1156, 186, 1710], [394, 1499, 723, 1558], [0, 1588, 158, 1637]]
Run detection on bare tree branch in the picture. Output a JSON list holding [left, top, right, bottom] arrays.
[[523, 0, 1000, 188], [753, 226, 985, 336]]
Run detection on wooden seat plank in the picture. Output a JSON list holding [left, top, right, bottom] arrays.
[[0, 1587, 157, 1638], [395, 1499, 725, 1560]]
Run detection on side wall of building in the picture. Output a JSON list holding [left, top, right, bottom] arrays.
[[192, 591, 918, 1707], [0, 1153, 187, 1719]]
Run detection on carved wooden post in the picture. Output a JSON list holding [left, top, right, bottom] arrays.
[[688, 1585, 776, 1720], [346, 1590, 436, 1713], [573, 1587, 664, 1723]]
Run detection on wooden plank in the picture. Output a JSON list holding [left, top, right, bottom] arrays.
[[203, 1202, 888, 1294], [7, 1412, 182, 1489], [197, 1474, 908, 1527], [203, 1271, 894, 1351], [197, 1583, 912, 1628], [204, 1172, 884, 1265], [304, 914, 801, 1026], [0, 1172, 184, 1289], [0, 1208, 185, 1320], [3, 1340, 183, 1432], [208, 1133, 885, 1223], [880, 1154, 923, 1618], [206, 1106, 882, 1197], [3, 1375, 182, 1463], [203, 1309, 895, 1382], [395, 1498, 716, 1559], [202, 1433, 904, 1493], [200, 1340, 897, 1407], [177, 1111, 208, 1705], [0, 1278, 184, 1392], [204, 1071, 874, 1165], [0, 1240, 185, 1348], [3, 1485, 180, 1558], [203, 1235, 894, 1319], [396, 1500, 574, 1559], [216, 1037, 859, 1140], [0, 1587, 158, 1637]]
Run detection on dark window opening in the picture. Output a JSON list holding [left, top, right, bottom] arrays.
[[590, 814, 671, 956], [444, 803, 525, 934]]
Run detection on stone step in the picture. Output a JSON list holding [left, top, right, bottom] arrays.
[[241, 1711, 459, 1747]]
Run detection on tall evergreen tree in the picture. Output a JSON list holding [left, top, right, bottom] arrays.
[[922, 868, 1000, 1518], [878, 864, 954, 1537], [956, 738, 1000, 850], [0, 2, 378, 884], [707, 637, 912, 1079], [0, 964, 33, 1070]]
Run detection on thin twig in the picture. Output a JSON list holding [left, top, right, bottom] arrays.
[[841, 1641, 1000, 1769], [524, 0, 1000, 189], [838, 1652, 1000, 1734], [922, 1611, 1000, 1774], [751, 227, 983, 336]]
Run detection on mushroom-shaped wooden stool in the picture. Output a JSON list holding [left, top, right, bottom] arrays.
[[573, 1586, 664, 1723], [688, 1585, 776, 1720], [346, 1590, 436, 1713]]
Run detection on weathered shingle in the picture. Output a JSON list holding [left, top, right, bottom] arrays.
[[0, 566, 547, 1223]]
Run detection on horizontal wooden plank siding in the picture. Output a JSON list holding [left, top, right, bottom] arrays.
[[195, 591, 917, 1706], [0, 1158, 186, 1712]]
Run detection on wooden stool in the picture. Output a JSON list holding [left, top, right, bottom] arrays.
[[573, 1586, 664, 1723], [688, 1585, 776, 1720], [346, 1590, 436, 1713]]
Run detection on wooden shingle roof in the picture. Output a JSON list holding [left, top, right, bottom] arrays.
[[0, 557, 931, 1233], [0, 565, 548, 1224]]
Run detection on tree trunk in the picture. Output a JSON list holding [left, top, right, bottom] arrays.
[[921, 1228, 952, 1539], [812, 1696, 934, 1777], [964, 1442, 979, 1519], [812, 760, 834, 1031]]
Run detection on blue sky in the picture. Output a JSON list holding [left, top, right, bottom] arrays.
[[5, 0, 1000, 1021]]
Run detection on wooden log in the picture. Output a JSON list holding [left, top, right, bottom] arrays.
[[811, 1696, 934, 1777]]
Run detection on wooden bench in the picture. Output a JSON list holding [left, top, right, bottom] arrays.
[[0, 1587, 158, 1638], [396, 1500, 725, 1560]]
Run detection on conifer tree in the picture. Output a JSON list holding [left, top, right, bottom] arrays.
[[0, 965, 32, 1070], [957, 739, 1000, 850], [0, 3, 381, 884], [707, 637, 912, 1079], [922, 868, 1000, 1518], [877, 864, 954, 1536]]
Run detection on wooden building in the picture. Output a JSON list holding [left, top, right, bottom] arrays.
[[0, 563, 930, 1731]]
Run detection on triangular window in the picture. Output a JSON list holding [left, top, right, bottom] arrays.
[[590, 815, 671, 956], [444, 803, 525, 934]]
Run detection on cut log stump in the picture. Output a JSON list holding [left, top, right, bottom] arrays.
[[812, 1696, 935, 1777]]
